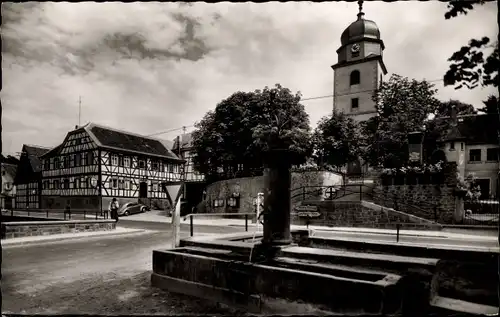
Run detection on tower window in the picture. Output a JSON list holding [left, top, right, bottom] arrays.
[[350, 70, 360, 86], [351, 98, 359, 111]]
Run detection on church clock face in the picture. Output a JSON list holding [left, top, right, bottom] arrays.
[[351, 44, 360, 53]]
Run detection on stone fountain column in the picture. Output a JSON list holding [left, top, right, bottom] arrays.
[[261, 149, 292, 246]]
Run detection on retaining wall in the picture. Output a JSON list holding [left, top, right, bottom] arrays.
[[291, 200, 440, 229], [1, 219, 116, 239], [205, 171, 343, 215], [373, 163, 458, 224]]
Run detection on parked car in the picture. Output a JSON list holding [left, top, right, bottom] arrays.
[[117, 202, 150, 216]]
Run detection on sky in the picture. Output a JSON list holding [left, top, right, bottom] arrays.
[[2, 1, 498, 156]]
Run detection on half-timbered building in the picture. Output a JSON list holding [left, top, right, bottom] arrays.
[[172, 133, 207, 213], [14, 144, 51, 209], [40, 123, 185, 212]]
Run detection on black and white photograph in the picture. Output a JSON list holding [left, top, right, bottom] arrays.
[[1, 1, 499, 315]]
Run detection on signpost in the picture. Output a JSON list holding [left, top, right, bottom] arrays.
[[294, 205, 321, 218]]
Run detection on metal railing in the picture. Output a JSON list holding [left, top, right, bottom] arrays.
[[4, 208, 110, 221], [183, 212, 257, 237], [290, 183, 368, 202]]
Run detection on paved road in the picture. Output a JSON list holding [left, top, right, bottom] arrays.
[[117, 218, 249, 234], [2, 225, 247, 315], [311, 230, 499, 249]]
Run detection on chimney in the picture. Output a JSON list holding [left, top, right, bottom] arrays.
[[75, 125, 79, 130], [450, 106, 458, 126]]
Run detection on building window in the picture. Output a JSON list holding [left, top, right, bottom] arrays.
[[227, 197, 240, 208], [75, 178, 80, 189], [213, 199, 225, 207], [75, 153, 81, 167], [130, 181, 134, 189], [60, 157, 66, 168], [139, 160, 145, 169], [111, 179, 118, 189], [486, 148, 499, 161], [351, 98, 359, 111], [111, 155, 119, 166], [124, 180, 130, 190], [449, 142, 455, 151], [461, 143, 464, 151], [350, 70, 360, 85], [44, 159, 50, 171], [54, 180, 60, 189], [161, 182, 167, 192], [118, 179, 125, 190], [124, 157, 131, 167], [81, 152, 88, 166], [50, 158, 54, 170], [152, 161, 159, 171], [81, 177, 87, 188], [469, 149, 481, 162], [88, 151, 94, 165], [168, 164, 174, 173], [152, 182, 158, 192], [118, 156, 124, 167], [475, 179, 491, 199]]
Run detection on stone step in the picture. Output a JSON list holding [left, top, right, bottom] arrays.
[[281, 246, 439, 276], [430, 296, 499, 315]]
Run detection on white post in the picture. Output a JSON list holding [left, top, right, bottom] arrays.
[[172, 131, 185, 248], [172, 197, 181, 248], [256, 192, 264, 226]]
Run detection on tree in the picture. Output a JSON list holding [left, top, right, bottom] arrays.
[[191, 84, 312, 181], [478, 95, 499, 114], [360, 74, 440, 168], [435, 99, 477, 117], [312, 110, 362, 169], [443, 1, 499, 90]]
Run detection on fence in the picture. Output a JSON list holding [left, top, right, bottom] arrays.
[[463, 199, 499, 226], [4, 208, 110, 221], [183, 212, 257, 237], [291, 183, 499, 228]]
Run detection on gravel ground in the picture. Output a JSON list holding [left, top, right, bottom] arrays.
[[3, 270, 250, 315]]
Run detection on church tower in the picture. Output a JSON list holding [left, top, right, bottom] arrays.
[[331, 1, 388, 122]]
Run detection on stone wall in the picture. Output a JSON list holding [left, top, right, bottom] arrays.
[[204, 171, 343, 215], [372, 163, 458, 224], [42, 196, 101, 211], [1, 219, 116, 239], [291, 200, 440, 230]]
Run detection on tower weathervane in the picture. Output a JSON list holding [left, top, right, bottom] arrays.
[[357, 0, 365, 20]]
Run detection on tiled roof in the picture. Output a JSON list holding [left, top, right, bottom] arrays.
[[23, 144, 51, 173], [84, 123, 182, 161], [431, 113, 500, 145], [438, 124, 466, 142], [2, 163, 17, 177], [172, 133, 193, 151]]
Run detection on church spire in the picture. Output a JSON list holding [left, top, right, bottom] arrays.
[[357, 0, 365, 20]]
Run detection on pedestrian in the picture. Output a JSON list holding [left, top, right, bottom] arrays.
[[109, 198, 119, 222]]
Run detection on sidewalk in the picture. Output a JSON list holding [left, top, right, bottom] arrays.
[[2, 227, 150, 247], [122, 211, 498, 241]]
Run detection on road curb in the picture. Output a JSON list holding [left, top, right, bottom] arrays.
[[2, 229, 149, 248], [229, 224, 496, 240]]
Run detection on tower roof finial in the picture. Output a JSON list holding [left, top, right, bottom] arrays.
[[357, 0, 365, 20]]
